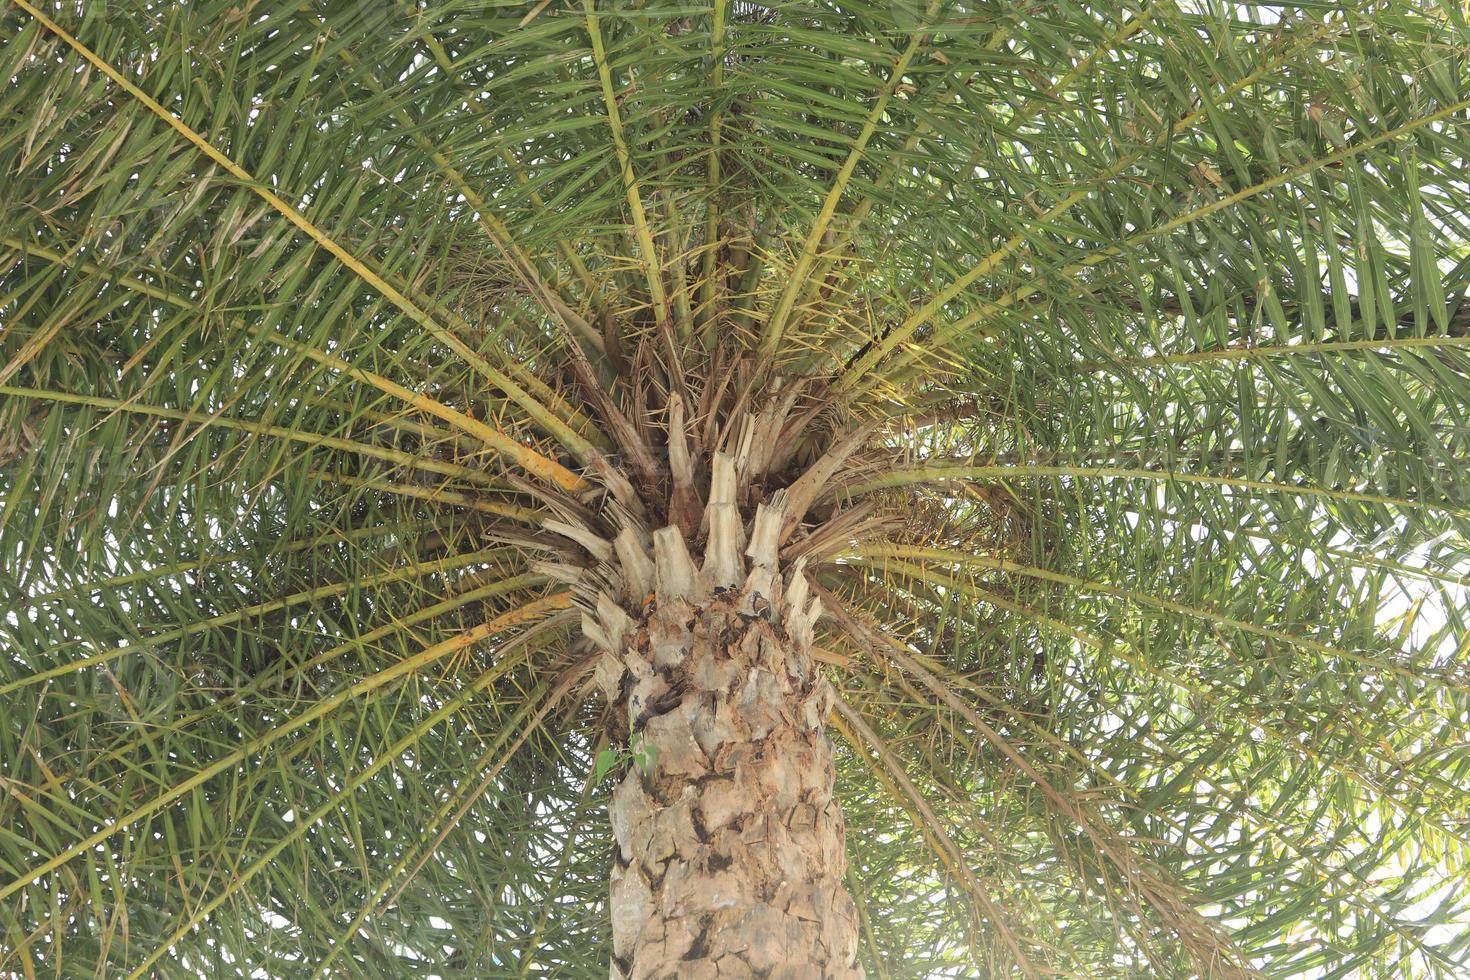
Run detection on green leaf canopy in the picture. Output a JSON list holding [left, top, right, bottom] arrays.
[[2, 0, 1468, 975]]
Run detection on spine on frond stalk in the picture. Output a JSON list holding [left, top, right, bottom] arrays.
[[575, 454, 863, 978]]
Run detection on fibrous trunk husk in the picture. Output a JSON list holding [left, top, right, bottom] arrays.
[[580, 460, 863, 977]]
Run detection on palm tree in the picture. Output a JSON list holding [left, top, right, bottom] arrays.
[[2, 0, 1468, 974]]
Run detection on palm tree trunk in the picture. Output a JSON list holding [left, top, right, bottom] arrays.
[[606, 596, 861, 977], [590, 498, 863, 977]]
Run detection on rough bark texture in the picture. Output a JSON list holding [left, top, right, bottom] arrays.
[[580, 474, 863, 977], [570, 455, 864, 980], [607, 595, 859, 977]]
